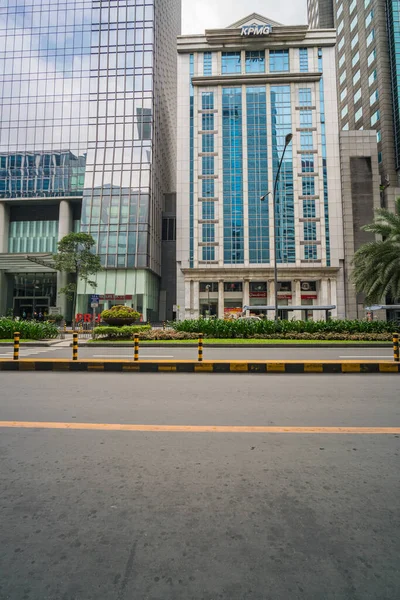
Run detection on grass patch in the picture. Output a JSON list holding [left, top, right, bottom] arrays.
[[87, 338, 391, 345]]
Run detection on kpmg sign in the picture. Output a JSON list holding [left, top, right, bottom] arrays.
[[241, 24, 272, 36]]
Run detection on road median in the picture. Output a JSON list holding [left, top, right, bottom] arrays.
[[0, 358, 398, 374]]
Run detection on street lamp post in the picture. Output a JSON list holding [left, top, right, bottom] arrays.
[[261, 132, 293, 323]]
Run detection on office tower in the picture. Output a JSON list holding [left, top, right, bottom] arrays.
[[308, 0, 334, 29], [0, 0, 181, 321], [308, 0, 400, 318], [176, 14, 345, 320]]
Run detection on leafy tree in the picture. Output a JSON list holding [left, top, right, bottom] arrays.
[[352, 197, 400, 304], [53, 233, 102, 326]]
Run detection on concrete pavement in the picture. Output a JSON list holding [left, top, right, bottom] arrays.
[[0, 373, 399, 599]]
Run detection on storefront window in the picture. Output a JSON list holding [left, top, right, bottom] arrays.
[[224, 282, 243, 292], [200, 282, 218, 293]]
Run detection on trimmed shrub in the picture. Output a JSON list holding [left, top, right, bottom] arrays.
[[172, 318, 398, 339], [101, 306, 140, 325], [0, 318, 59, 340], [138, 330, 199, 341], [93, 325, 151, 339]]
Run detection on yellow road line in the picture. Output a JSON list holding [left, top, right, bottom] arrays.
[[0, 422, 398, 434]]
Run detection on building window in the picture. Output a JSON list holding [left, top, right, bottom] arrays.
[[303, 199, 316, 218], [370, 89, 379, 105], [162, 218, 176, 241], [340, 70, 346, 85], [245, 51, 265, 73], [202, 223, 215, 243], [202, 134, 215, 153], [202, 247, 215, 261], [304, 221, 317, 241], [301, 155, 314, 173], [203, 52, 212, 76], [339, 54, 345, 68], [351, 33, 359, 49], [378, 151, 382, 163], [299, 88, 312, 106], [368, 70, 377, 86], [302, 177, 315, 196], [300, 132, 313, 149], [354, 88, 361, 103], [337, 3, 343, 18], [337, 20, 344, 35], [269, 49, 289, 72], [368, 48, 376, 66], [202, 201, 215, 220], [202, 156, 214, 175], [300, 110, 312, 127], [224, 282, 243, 292], [341, 105, 348, 118], [367, 29, 375, 47], [371, 110, 380, 125], [202, 179, 215, 197], [202, 113, 214, 131], [202, 92, 214, 110], [377, 130, 381, 142], [349, 0, 356, 13], [338, 37, 345, 51], [299, 48, 309, 72], [200, 282, 218, 292], [222, 52, 241, 74], [353, 69, 361, 85], [304, 245, 318, 261], [350, 15, 358, 31], [340, 88, 347, 102], [366, 10, 374, 27], [352, 51, 360, 67], [355, 107, 363, 122]]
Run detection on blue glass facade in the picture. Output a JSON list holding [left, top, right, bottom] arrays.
[[387, 0, 400, 169], [200, 91, 216, 262], [246, 87, 269, 263], [222, 88, 244, 264], [270, 85, 295, 263]]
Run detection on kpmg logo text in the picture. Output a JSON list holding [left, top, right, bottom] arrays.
[[241, 24, 272, 36]]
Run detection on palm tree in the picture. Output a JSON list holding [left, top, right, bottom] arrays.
[[352, 197, 400, 304]]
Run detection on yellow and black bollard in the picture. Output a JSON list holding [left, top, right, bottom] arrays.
[[198, 333, 203, 362], [134, 334, 139, 362], [393, 332, 399, 363], [13, 331, 20, 361], [72, 333, 78, 361]]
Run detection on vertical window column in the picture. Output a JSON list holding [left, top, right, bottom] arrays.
[[200, 91, 216, 262], [270, 85, 295, 264], [246, 87, 269, 264], [222, 88, 244, 264]]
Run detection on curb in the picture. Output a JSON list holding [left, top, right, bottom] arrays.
[[0, 342, 54, 347], [0, 360, 398, 374]]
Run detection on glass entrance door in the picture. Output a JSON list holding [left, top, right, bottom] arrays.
[[14, 297, 50, 319]]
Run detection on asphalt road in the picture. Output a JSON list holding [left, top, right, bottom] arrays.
[[0, 373, 399, 600], [0, 340, 394, 361]]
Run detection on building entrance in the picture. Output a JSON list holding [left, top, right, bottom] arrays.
[[13, 297, 50, 319]]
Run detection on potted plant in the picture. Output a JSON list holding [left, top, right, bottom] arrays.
[[101, 305, 140, 326]]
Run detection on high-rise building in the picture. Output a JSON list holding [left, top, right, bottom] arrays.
[[0, 0, 180, 321], [308, 0, 400, 210], [176, 14, 346, 320], [308, 0, 400, 318], [308, 0, 334, 29]]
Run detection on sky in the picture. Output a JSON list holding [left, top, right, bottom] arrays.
[[182, 0, 308, 35]]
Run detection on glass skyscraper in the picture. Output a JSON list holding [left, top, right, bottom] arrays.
[[0, 0, 180, 321], [176, 14, 345, 320]]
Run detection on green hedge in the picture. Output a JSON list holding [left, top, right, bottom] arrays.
[[93, 325, 151, 339], [0, 318, 59, 340], [172, 318, 398, 339]]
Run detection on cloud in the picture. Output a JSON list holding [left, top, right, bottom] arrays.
[[182, 0, 307, 34]]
